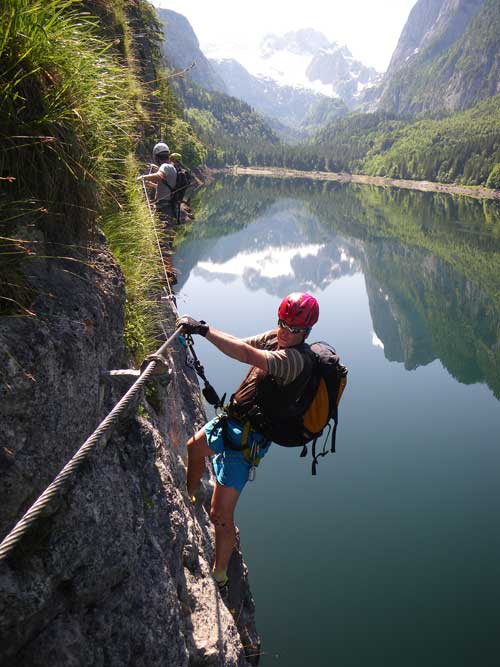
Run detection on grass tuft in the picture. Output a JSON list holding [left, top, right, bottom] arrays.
[[100, 153, 168, 361], [1, 0, 175, 358]]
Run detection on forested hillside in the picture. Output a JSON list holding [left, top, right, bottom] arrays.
[[170, 76, 280, 165], [314, 97, 500, 187], [213, 98, 500, 188]]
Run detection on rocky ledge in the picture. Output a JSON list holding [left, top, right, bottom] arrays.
[[0, 223, 259, 665]]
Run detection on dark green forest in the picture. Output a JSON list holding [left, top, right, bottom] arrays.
[[169, 76, 280, 165], [195, 99, 500, 189]]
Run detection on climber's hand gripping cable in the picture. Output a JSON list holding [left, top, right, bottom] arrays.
[[176, 315, 209, 337]]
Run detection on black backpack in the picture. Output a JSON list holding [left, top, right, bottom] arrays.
[[171, 164, 191, 203], [253, 342, 348, 475]]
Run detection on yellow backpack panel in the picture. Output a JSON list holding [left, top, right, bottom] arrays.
[[303, 376, 329, 433]]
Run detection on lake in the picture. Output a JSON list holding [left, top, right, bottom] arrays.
[[174, 175, 500, 667]]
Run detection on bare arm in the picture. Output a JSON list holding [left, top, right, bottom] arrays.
[[205, 327, 268, 372], [137, 172, 163, 185]]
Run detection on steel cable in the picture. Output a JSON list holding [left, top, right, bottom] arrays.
[[141, 169, 176, 303], [0, 169, 195, 561], [0, 327, 183, 562]]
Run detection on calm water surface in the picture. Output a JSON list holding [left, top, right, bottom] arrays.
[[174, 176, 500, 667]]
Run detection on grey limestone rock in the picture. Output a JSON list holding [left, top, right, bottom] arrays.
[[0, 232, 259, 665]]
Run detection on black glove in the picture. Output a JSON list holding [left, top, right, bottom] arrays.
[[176, 315, 209, 337]]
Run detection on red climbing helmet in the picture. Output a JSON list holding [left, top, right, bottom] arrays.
[[278, 292, 319, 329]]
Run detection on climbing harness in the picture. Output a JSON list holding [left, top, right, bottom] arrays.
[[215, 414, 264, 483]]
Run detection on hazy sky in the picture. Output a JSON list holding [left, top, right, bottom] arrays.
[[152, 0, 418, 72]]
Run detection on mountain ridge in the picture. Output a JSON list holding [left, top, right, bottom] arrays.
[[205, 27, 380, 109], [379, 0, 500, 114], [157, 7, 227, 93], [210, 57, 349, 140]]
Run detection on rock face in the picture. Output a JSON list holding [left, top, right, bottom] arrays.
[[0, 227, 259, 664], [157, 8, 227, 93], [378, 0, 500, 114], [306, 47, 379, 106], [384, 0, 445, 77]]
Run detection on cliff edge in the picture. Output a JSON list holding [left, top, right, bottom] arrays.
[[0, 228, 259, 665]]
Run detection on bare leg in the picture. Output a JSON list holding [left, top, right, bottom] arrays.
[[186, 428, 241, 575], [186, 428, 212, 496], [210, 483, 240, 575]]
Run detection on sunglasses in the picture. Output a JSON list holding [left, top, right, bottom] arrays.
[[278, 319, 310, 335]]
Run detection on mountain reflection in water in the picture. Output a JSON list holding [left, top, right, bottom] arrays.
[[175, 177, 500, 399], [174, 176, 500, 667]]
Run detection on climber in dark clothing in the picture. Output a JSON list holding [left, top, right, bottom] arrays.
[[176, 292, 320, 591]]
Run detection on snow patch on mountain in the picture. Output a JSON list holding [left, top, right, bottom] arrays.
[[203, 28, 380, 106], [196, 244, 326, 280], [205, 40, 335, 96]]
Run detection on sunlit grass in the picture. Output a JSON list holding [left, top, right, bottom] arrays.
[[0, 0, 169, 357], [100, 154, 169, 360]]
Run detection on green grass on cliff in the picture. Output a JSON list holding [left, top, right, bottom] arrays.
[[101, 154, 169, 358], [0, 0, 184, 361]]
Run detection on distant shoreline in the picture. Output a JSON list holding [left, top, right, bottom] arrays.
[[215, 166, 500, 201]]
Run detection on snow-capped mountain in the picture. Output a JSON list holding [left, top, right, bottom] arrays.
[[209, 57, 348, 141], [204, 28, 381, 108]]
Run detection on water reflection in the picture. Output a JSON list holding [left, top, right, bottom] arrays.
[[175, 176, 500, 399], [189, 202, 361, 295], [175, 199, 361, 294]]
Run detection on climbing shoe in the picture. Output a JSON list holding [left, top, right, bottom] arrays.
[[189, 483, 209, 508], [213, 570, 229, 593]]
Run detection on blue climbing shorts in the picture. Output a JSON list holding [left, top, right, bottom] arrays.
[[204, 416, 271, 493]]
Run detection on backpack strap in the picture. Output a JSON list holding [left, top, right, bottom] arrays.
[[330, 407, 338, 453], [311, 437, 324, 476], [331, 372, 347, 453], [311, 423, 332, 475]]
